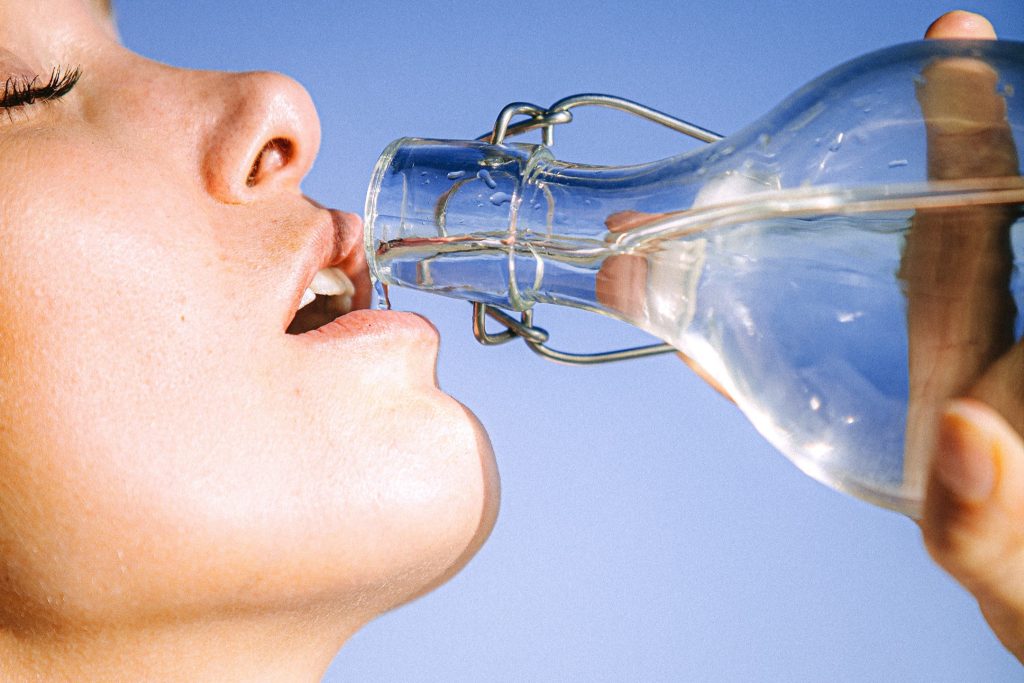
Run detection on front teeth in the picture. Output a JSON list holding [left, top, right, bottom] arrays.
[[299, 267, 355, 311]]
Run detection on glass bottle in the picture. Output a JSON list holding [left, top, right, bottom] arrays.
[[364, 39, 1024, 517]]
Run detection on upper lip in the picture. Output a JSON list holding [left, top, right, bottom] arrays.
[[284, 207, 370, 331]]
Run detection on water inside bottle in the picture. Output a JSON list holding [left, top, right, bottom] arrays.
[[372, 192, 1024, 514]]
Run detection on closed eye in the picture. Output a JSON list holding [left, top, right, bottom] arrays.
[[1, 66, 81, 110]]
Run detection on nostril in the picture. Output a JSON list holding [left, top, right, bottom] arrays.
[[246, 137, 294, 188]]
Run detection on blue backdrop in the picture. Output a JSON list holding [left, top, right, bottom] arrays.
[[119, 2, 1024, 680]]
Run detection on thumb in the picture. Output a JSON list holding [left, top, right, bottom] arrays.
[[921, 399, 1024, 661], [924, 10, 997, 39]]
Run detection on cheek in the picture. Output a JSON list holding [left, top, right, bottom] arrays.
[[1, 145, 233, 458], [0, 137, 284, 614], [0, 213, 272, 616]]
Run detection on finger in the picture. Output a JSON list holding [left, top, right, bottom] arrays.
[[595, 253, 648, 320], [598, 212, 659, 319], [915, 42, 1017, 180], [921, 399, 1024, 661], [898, 14, 1016, 490], [900, 202, 1017, 489], [969, 341, 1024, 436], [925, 10, 997, 40], [604, 210, 661, 234]]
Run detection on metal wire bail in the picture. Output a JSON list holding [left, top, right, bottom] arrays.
[[470, 93, 724, 365]]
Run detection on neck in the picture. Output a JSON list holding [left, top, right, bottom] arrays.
[[0, 609, 362, 682]]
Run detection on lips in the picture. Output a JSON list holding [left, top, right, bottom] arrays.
[[285, 208, 372, 335]]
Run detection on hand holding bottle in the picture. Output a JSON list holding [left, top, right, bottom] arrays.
[[913, 10, 1024, 664], [593, 9, 1024, 661]]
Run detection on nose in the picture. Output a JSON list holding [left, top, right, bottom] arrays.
[[200, 71, 322, 203]]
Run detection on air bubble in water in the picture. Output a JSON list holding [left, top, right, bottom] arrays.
[[477, 169, 497, 189], [489, 191, 512, 206], [447, 170, 466, 180]]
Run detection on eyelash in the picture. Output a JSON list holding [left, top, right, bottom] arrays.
[[1, 66, 82, 110]]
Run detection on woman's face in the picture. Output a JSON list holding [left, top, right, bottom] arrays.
[[0, 0, 497, 634]]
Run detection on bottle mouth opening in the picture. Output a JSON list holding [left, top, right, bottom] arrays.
[[364, 137, 409, 287]]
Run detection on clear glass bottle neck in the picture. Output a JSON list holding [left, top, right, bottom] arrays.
[[365, 137, 777, 332]]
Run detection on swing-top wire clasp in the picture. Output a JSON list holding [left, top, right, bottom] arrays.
[[469, 93, 723, 365]]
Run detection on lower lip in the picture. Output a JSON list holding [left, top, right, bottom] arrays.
[[293, 308, 439, 347]]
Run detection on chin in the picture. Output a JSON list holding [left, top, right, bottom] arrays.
[[266, 388, 500, 623], [379, 393, 500, 613], [390, 397, 500, 611]]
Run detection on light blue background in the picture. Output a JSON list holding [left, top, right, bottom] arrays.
[[118, 2, 1024, 681]]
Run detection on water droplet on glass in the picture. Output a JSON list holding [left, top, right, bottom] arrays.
[[851, 95, 873, 113], [446, 170, 466, 180], [489, 191, 512, 206], [887, 159, 908, 168], [999, 83, 1015, 98], [809, 396, 822, 411], [477, 169, 497, 189], [373, 279, 392, 310], [828, 132, 844, 152], [836, 310, 863, 323]]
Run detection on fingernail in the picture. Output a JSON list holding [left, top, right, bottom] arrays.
[[935, 401, 997, 503]]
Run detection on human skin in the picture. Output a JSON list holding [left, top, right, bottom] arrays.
[[0, 0, 498, 680], [900, 16, 1018, 496], [916, 10, 1024, 664]]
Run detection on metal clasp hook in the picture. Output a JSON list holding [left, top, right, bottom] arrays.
[[470, 93, 724, 366]]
